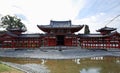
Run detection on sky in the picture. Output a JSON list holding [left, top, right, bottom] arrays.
[[0, 0, 120, 33]]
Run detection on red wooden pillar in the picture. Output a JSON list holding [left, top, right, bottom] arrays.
[[93, 39, 95, 48], [108, 39, 110, 49], [28, 39, 30, 48], [32, 39, 34, 48], [55, 37, 56, 46], [64, 37, 66, 46], [118, 39, 120, 49], [46, 37, 48, 46], [12, 39, 15, 48], [47, 36, 49, 46], [75, 37, 77, 46], [39, 38, 41, 47], [70, 37, 72, 46], [72, 37, 75, 46], [21, 39, 23, 48], [87, 38, 88, 48], [43, 38, 45, 47], [89, 38, 91, 48], [22, 39, 24, 48], [82, 39, 84, 48], [72, 37, 73, 46], [27, 39, 29, 48], [53, 37, 56, 46], [48, 37, 50, 46], [27, 39, 28, 48], [91, 39, 93, 48], [71, 38, 72, 46], [43, 37, 45, 47], [83, 39, 85, 48], [64, 37, 67, 46], [64, 36, 67, 46], [81, 38, 83, 48]]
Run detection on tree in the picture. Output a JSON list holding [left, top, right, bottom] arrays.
[[84, 25, 90, 34], [0, 15, 27, 31]]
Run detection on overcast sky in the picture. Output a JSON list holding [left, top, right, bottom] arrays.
[[0, 0, 120, 33]]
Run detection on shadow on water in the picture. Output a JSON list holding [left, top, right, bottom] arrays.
[[0, 56, 120, 73]]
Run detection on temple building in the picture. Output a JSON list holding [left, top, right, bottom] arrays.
[[0, 20, 120, 49], [37, 20, 84, 46], [79, 27, 120, 49]]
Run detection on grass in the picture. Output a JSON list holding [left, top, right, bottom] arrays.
[[0, 62, 24, 73]]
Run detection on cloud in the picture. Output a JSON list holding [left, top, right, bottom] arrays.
[[0, 0, 120, 33], [0, 0, 86, 33], [74, 0, 120, 33], [77, 0, 120, 19], [14, 14, 27, 21], [74, 13, 120, 33]]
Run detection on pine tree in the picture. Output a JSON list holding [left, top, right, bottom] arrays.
[[84, 25, 90, 34], [0, 15, 27, 31]]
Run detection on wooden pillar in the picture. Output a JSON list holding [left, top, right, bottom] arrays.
[[28, 39, 30, 48], [21, 39, 23, 48], [47, 36, 49, 46], [75, 37, 77, 46], [32, 38, 34, 48], [89, 38, 91, 48], [94, 38, 96, 48], [93, 38, 95, 48], [39, 38, 41, 47], [91, 38, 92, 48], [81, 38, 83, 48], [12, 39, 14, 48], [118, 39, 119, 48], [72, 37, 73, 46], [86, 38, 88, 48]]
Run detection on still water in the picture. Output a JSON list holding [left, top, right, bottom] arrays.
[[0, 56, 120, 73]]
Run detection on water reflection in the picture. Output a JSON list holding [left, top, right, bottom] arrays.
[[91, 57, 103, 60], [41, 59, 47, 65], [80, 68, 101, 73], [74, 59, 80, 64], [0, 57, 120, 73]]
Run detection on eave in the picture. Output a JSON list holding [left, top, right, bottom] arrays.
[[37, 25, 84, 33]]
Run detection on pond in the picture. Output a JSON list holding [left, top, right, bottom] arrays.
[[0, 56, 120, 73]]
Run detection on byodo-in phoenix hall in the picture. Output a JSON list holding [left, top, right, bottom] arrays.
[[0, 20, 120, 49]]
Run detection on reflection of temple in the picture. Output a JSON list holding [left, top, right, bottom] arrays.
[[0, 57, 119, 73], [0, 20, 120, 49]]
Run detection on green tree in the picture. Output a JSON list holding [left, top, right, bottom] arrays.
[[0, 15, 27, 31], [84, 25, 90, 34]]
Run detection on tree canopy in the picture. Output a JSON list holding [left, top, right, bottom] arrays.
[[0, 15, 27, 31], [84, 25, 90, 34]]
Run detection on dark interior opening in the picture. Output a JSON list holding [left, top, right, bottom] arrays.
[[56, 35, 64, 46]]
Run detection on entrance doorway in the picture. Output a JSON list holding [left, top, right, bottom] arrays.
[[56, 35, 64, 46]]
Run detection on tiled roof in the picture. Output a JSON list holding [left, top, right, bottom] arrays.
[[78, 31, 120, 38], [37, 25, 83, 28], [96, 26, 116, 32], [19, 34, 44, 38], [7, 28, 26, 32], [78, 34, 108, 38], [50, 20, 71, 27], [0, 31, 18, 37], [37, 20, 82, 28]]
